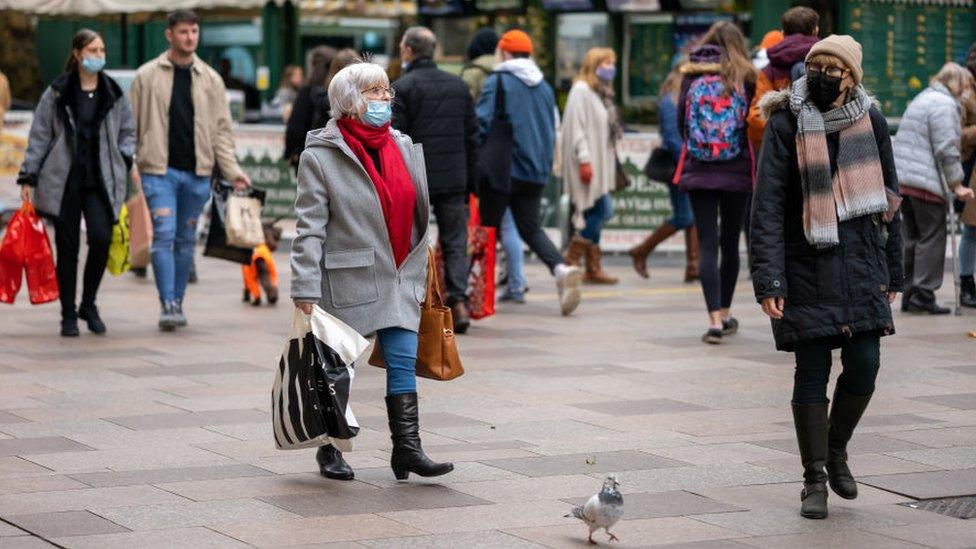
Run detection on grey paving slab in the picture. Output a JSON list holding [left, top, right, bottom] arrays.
[[156, 472, 378, 501], [877, 426, 976, 448], [104, 409, 268, 430], [868, 520, 976, 549], [564, 490, 744, 520], [0, 412, 28, 425], [569, 398, 711, 416], [0, 537, 57, 548], [68, 464, 273, 488], [51, 526, 249, 549], [910, 392, 976, 410], [691, 507, 908, 537], [360, 531, 544, 548], [887, 446, 976, 469], [0, 475, 89, 495], [5, 511, 129, 538], [0, 485, 187, 515], [738, 530, 930, 549], [504, 516, 747, 547], [260, 484, 491, 516], [508, 363, 650, 377], [750, 433, 928, 455], [654, 541, 754, 549], [379, 501, 576, 535], [943, 364, 976, 376], [861, 468, 976, 499], [211, 513, 426, 545], [482, 451, 689, 477], [772, 413, 942, 429], [90, 499, 300, 530], [111, 362, 265, 377], [0, 523, 26, 537], [0, 437, 92, 457]]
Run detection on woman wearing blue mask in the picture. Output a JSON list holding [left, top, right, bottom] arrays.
[[561, 48, 622, 284], [17, 29, 135, 337], [290, 62, 452, 482]]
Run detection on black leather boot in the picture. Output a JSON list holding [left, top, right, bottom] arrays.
[[961, 276, 976, 308], [385, 393, 453, 480], [827, 388, 872, 499], [793, 402, 829, 519], [316, 444, 354, 480], [78, 304, 106, 335]]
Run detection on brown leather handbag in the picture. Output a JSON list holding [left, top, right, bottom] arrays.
[[368, 249, 464, 381]]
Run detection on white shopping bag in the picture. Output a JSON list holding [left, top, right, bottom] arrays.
[[272, 306, 369, 452]]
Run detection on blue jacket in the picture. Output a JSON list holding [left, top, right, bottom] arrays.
[[476, 60, 555, 185], [658, 93, 683, 163]]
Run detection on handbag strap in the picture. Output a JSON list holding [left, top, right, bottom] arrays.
[[491, 72, 507, 120], [424, 248, 445, 310]]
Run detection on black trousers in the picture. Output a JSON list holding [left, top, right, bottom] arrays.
[[56, 185, 113, 320], [688, 189, 749, 312], [793, 332, 880, 405], [431, 192, 469, 306], [480, 179, 563, 273]]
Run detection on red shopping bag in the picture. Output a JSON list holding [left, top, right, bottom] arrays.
[[23, 205, 59, 304], [0, 203, 58, 305], [0, 204, 29, 303], [466, 197, 495, 320]]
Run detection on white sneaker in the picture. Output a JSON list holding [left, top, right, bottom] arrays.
[[555, 265, 583, 316]]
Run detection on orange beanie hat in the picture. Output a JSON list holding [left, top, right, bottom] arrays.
[[760, 30, 784, 50], [498, 30, 533, 54]]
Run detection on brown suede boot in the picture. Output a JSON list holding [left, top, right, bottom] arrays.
[[564, 235, 591, 268], [584, 243, 618, 284], [684, 226, 700, 283], [628, 223, 678, 279]]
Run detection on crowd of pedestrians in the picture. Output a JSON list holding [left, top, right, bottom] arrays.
[[6, 4, 976, 519]]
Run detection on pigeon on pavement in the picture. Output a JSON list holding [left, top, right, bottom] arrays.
[[565, 475, 624, 544]]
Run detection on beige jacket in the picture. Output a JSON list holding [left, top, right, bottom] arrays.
[[560, 81, 615, 229], [129, 52, 244, 180], [0, 70, 10, 131]]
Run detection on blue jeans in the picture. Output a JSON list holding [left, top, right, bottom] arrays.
[[668, 185, 695, 230], [377, 327, 418, 395], [141, 168, 212, 303], [500, 208, 526, 291], [960, 224, 976, 277], [580, 193, 614, 244]]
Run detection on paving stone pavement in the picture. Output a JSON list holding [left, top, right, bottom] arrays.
[[2, 246, 976, 548]]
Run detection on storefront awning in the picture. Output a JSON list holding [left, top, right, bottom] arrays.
[[0, 0, 286, 16], [299, 0, 416, 17]]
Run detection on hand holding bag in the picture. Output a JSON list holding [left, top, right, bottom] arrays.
[[205, 181, 266, 264], [368, 249, 464, 381]]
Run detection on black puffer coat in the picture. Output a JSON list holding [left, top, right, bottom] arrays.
[[392, 58, 478, 197], [749, 90, 904, 352]]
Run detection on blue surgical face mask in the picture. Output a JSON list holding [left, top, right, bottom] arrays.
[[595, 66, 616, 83], [401, 61, 410, 71], [81, 56, 105, 74], [363, 100, 392, 127]]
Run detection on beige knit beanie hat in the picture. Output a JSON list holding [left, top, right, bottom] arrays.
[[806, 35, 863, 85]]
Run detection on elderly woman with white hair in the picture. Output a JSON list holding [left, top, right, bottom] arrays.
[[290, 61, 453, 482]]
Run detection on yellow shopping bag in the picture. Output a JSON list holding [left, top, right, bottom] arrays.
[[107, 204, 130, 276]]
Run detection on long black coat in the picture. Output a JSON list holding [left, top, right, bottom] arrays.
[[284, 85, 329, 168], [392, 58, 478, 197], [749, 94, 904, 352]]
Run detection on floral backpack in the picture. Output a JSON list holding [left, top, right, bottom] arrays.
[[684, 75, 748, 162]]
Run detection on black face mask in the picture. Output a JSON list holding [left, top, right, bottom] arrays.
[[807, 73, 843, 111]]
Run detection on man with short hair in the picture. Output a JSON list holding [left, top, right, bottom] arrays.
[[392, 26, 479, 333], [130, 9, 251, 331], [747, 6, 820, 151], [476, 30, 583, 317]]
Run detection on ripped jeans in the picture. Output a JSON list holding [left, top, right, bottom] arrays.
[[141, 168, 211, 303]]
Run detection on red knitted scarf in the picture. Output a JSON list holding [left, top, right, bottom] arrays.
[[337, 117, 416, 267]]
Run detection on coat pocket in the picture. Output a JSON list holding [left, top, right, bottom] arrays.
[[785, 253, 817, 304], [325, 248, 379, 308]]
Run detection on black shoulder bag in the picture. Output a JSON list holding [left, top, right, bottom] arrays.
[[477, 73, 514, 196]]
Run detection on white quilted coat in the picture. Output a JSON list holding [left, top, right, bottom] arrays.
[[893, 83, 965, 197]]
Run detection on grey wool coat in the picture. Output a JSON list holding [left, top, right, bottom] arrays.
[[893, 83, 965, 195], [17, 71, 136, 222], [290, 118, 431, 336]]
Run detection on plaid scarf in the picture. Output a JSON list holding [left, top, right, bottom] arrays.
[[789, 78, 888, 248]]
